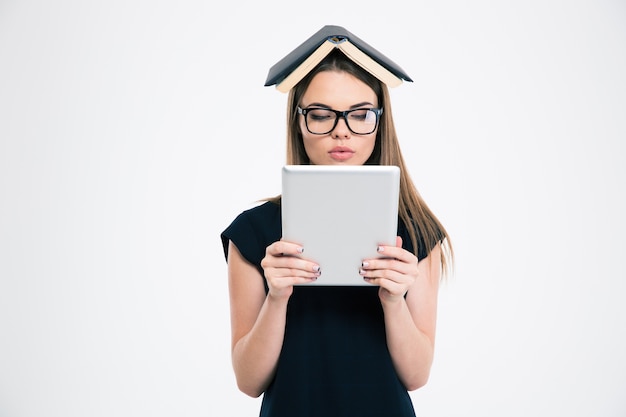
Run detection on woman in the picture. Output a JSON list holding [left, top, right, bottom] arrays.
[[221, 43, 453, 417]]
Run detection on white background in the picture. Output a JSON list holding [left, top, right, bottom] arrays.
[[1, 1, 625, 416]]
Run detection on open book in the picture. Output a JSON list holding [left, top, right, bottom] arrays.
[[265, 25, 413, 93]]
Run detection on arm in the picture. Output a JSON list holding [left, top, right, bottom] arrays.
[[227, 241, 287, 397], [360, 239, 441, 390], [227, 240, 320, 397]]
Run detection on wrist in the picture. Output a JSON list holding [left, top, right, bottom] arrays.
[[266, 290, 292, 305], [379, 292, 406, 309]]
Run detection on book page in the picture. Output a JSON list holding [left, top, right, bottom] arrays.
[[338, 41, 403, 88], [276, 40, 336, 93]]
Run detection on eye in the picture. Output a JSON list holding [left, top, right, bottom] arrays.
[[307, 108, 334, 121], [348, 109, 373, 122], [349, 111, 366, 121]]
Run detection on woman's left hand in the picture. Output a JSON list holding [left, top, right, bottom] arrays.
[[359, 236, 419, 302]]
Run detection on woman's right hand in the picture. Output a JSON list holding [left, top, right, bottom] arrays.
[[260, 240, 321, 299]]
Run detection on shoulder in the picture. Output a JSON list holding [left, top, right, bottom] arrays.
[[224, 200, 280, 234], [227, 200, 281, 232], [240, 199, 281, 220]]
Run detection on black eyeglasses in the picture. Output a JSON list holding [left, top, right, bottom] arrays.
[[297, 106, 383, 135]]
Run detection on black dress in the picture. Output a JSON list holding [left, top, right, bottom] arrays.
[[221, 201, 428, 417]]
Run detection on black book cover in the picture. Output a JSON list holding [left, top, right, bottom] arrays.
[[264, 25, 413, 87]]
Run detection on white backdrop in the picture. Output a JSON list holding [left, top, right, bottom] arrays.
[[1, 1, 625, 416]]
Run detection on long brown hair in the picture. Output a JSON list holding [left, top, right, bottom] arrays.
[[270, 49, 453, 277]]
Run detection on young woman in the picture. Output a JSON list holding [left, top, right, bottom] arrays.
[[221, 44, 453, 417]]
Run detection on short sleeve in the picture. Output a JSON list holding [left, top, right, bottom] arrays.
[[397, 217, 436, 262], [220, 201, 282, 276]]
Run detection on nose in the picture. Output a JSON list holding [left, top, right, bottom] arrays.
[[331, 117, 351, 139]]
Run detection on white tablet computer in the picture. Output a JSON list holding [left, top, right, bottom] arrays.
[[281, 165, 400, 286]]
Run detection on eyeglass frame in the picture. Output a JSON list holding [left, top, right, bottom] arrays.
[[296, 106, 383, 135]]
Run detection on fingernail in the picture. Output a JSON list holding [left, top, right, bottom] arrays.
[[313, 265, 320, 272], [361, 261, 369, 267], [377, 246, 384, 252]]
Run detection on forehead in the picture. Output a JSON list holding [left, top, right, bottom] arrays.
[[301, 70, 378, 108]]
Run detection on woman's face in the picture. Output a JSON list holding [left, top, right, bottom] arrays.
[[299, 71, 379, 166]]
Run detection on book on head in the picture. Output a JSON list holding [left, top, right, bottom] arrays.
[[265, 25, 413, 93]]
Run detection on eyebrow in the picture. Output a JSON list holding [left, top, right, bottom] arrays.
[[303, 101, 376, 109]]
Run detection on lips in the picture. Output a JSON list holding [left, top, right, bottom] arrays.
[[329, 146, 354, 161]]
